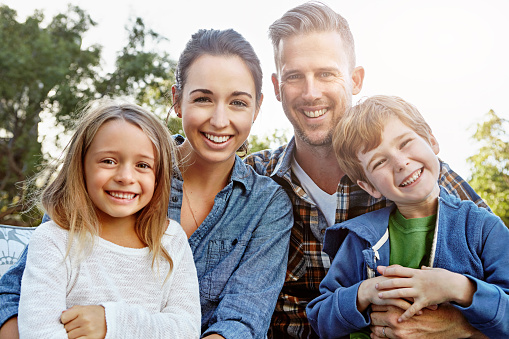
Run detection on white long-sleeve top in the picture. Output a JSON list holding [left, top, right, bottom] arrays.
[[18, 219, 200, 339]]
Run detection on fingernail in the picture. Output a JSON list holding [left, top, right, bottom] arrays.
[[375, 283, 379, 289]]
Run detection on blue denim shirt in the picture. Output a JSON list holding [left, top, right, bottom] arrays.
[[0, 153, 293, 339]]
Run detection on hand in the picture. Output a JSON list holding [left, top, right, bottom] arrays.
[[202, 335, 226, 339], [357, 275, 412, 312], [0, 316, 19, 339], [60, 305, 106, 339], [376, 265, 475, 322], [369, 303, 487, 339]]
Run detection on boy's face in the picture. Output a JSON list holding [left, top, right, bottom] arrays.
[[357, 116, 441, 216]]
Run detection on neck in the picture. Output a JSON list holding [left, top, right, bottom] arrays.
[[294, 138, 344, 194], [177, 141, 233, 190], [98, 214, 145, 248], [396, 185, 441, 219]]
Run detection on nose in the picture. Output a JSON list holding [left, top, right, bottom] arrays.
[[301, 76, 321, 102], [395, 156, 410, 172], [209, 103, 230, 129], [114, 165, 135, 184]]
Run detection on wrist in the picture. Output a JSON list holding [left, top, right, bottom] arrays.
[[356, 280, 371, 312], [451, 274, 476, 307]]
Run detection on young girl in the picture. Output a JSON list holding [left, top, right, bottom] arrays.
[[17, 99, 200, 338], [1, 28, 293, 339]]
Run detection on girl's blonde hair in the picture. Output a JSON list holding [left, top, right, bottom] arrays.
[[333, 95, 434, 188], [42, 97, 174, 272]]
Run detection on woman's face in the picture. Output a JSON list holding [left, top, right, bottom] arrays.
[[175, 54, 261, 166]]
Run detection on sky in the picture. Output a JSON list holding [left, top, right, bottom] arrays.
[[2, 0, 509, 178]]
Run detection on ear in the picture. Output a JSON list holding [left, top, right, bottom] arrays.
[[429, 133, 440, 155], [171, 85, 182, 118], [357, 180, 383, 199], [271, 73, 281, 102], [253, 93, 263, 123], [351, 66, 365, 95]]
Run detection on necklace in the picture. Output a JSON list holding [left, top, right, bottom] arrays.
[[183, 185, 199, 229]]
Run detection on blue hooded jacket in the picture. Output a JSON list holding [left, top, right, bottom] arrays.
[[306, 188, 509, 338]]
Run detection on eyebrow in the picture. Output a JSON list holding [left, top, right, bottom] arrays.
[[93, 150, 155, 161], [189, 88, 252, 99]]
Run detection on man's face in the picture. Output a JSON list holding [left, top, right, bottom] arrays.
[[272, 31, 363, 148]]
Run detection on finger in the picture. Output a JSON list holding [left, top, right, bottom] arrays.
[[377, 265, 387, 275], [382, 266, 414, 278], [63, 318, 81, 334], [426, 304, 438, 310], [378, 287, 416, 300], [376, 278, 413, 291], [370, 325, 392, 338], [61, 308, 79, 325], [66, 326, 85, 339], [371, 304, 389, 312], [398, 302, 423, 322]]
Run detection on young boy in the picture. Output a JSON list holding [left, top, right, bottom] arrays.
[[306, 95, 509, 339]]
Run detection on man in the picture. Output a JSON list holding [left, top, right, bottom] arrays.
[[245, 2, 489, 338]]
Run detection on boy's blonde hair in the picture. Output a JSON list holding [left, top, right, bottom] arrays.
[[332, 95, 434, 188], [41, 97, 175, 272]]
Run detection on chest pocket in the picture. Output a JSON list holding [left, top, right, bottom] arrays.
[[200, 238, 244, 301]]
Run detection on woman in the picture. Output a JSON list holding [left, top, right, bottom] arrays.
[[0, 29, 293, 339], [170, 28, 293, 338]]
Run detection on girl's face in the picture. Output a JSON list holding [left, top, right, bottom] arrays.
[[84, 120, 156, 227], [174, 54, 262, 166]]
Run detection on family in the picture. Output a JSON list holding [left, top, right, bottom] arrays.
[[0, 2, 508, 338]]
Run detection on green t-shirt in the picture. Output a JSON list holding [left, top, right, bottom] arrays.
[[350, 210, 436, 339], [389, 209, 436, 268]]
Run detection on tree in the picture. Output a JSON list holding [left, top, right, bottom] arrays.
[[0, 5, 179, 226], [467, 110, 509, 227], [248, 129, 289, 155]]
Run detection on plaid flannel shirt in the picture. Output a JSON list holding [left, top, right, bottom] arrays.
[[244, 138, 489, 339]]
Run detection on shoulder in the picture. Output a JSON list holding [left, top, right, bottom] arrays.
[[439, 188, 500, 229], [438, 160, 489, 209], [162, 220, 190, 253], [32, 220, 67, 240], [244, 144, 289, 176], [324, 206, 393, 256]]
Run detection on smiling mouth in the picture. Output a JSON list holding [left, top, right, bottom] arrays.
[[204, 133, 231, 144], [303, 108, 327, 118], [400, 168, 423, 187], [107, 191, 137, 200]]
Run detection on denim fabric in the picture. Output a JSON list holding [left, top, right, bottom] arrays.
[[168, 155, 293, 338], [0, 155, 293, 339]]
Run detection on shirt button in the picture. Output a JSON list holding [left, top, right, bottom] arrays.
[[171, 196, 178, 202], [321, 229, 326, 235]]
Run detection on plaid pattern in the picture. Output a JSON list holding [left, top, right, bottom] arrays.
[[245, 138, 488, 339]]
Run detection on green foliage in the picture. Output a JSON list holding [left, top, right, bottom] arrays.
[[248, 129, 290, 154], [467, 110, 509, 227], [0, 5, 176, 225]]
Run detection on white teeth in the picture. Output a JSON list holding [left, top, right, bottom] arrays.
[[204, 133, 230, 143], [303, 109, 327, 118], [109, 191, 136, 199], [400, 169, 423, 187]]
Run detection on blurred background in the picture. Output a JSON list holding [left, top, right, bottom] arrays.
[[1, 0, 508, 226]]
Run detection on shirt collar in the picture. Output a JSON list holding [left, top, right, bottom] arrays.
[[272, 137, 296, 178]]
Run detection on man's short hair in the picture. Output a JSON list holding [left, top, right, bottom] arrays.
[[269, 1, 356, 74], [332, 95, 435, 186]]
